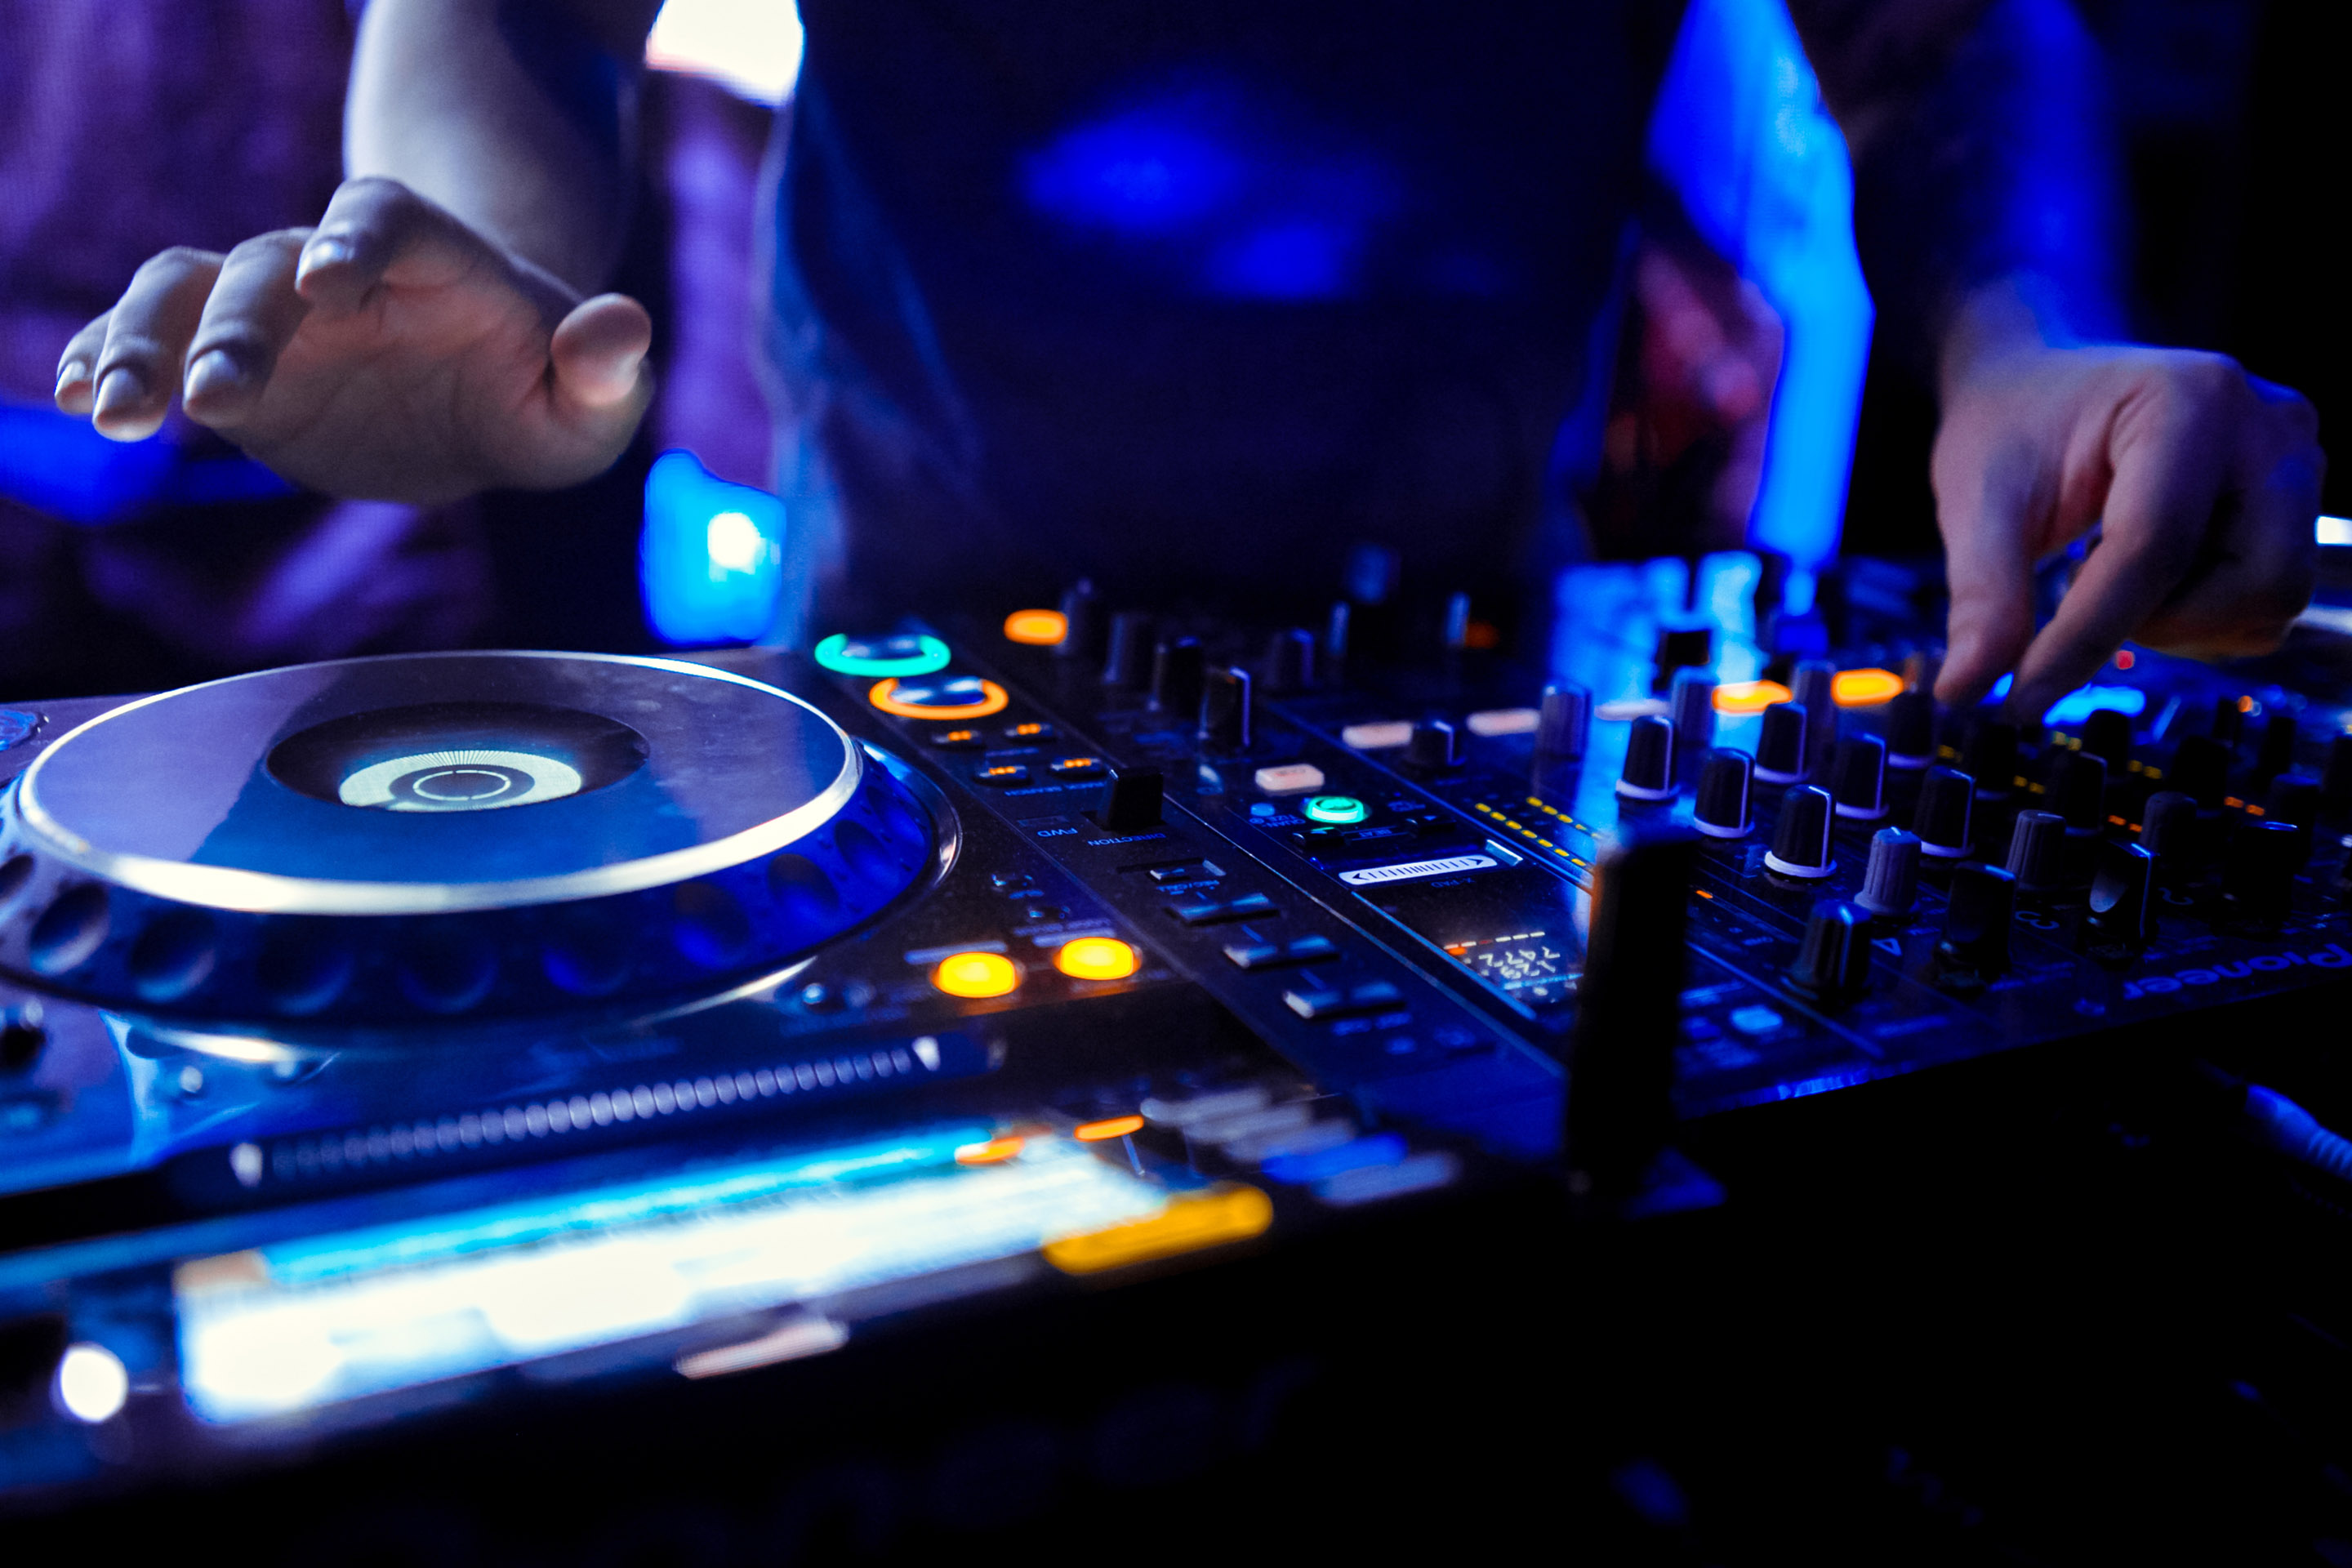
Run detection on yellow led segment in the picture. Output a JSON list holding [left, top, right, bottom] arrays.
[[956, 1136, 1025, 1165], [1054, 937, 1140, 981], [1714, 680, 1793, 714], [1003, 608, 1068, 645], [1831, 668, 1904, 707], [1073, 1115, 1146, 1142], [1043, 1184, 1275, 1275], [931, 951, 1020, 999]]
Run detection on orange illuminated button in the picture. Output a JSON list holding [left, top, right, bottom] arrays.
[[1003, 608, 1068, 645], [1055, 937, 1140, 981], [870, 676, 1010, 720], [956, 1136, 1025, 1165], [931, 951, 1021, 999], [1713, 679, 1793, 714], [1074, 1115, 1146, 1142], [1831, 668, 1904, 707]]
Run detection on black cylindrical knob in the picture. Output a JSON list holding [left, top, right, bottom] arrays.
[[1856, 827, 1922, 916], [1756, 702, 1810, 784], [1886, 690, 1936, 769], [1568, 822, 1699, 1198], [1694, 749, 1754, 839], [1263, 627, 1316, 693], [1831, 735, 1887, 821], [2255, 713, 2299, 784], [2224, 819, 2302, 926], [1323, 601, 1352, 670], [1766, 785, 1837, 879], [2139, 789, 2201, 864], [1913, 766, 1976, 859], [1443, 592, 1474, 651], [1103, 612, 1155, 688], [2047, 749, 2109, 833], [1789, 899, 1873, 997], [1094, 768, 1165, 832], [2087, 840, 2157, 947], [1537, 684, 1591, 760], [2005, 809, 2068, 894], [1940, 862, 2016, 973], [1616, 715, 1677, 800], [2323, 734, 2352, 811], [1962, 718, 2018, 800], [2168, 734, 2230, 810], [2081, 708, 2135, 771], [1670, 668, 1717, 764], [1149, 636, 1204, 717], [2266, 773, 2320, 866], [2212, 695, 2246, 751], [1056, 580, 1101, 660], [1654, 626, 1713, 690], [1199, 666, 1253, 752], [1406, 719, 1464, 771], [1793, 661, 1838, 773]]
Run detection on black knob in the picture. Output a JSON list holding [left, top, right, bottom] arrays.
[[1793, 661, 1838, 773], [1616, 715, 1676, 800], [1756, 702, 1810, 784], [1406, 719, 1464, 772], [2168, 733, 2230, 810], [2223, 819, 2302, 927], [1856, 827, 1922, 916], [1056, 580, 1101, 661], [1962, 718, 2018, 800], [1443, 592, 1474, 651], [1694, 749, 1754, 839], [1831, 735, 1887, 821], [1669, 669, 1717, 765], [1886, 690, 1936, 769], [1346, 542, 1400, 605], [0, 1003, 44, 1071], [2211, 695, 2246, 751], [2080, 708, 2135, 771], [1766, 785, 1837, 879], [1913, 766, 1976, 859], [1094, 768, 1165, 833], [2255, 713, 2299, 785], [2085, 840, 2157, 948], [2047, 749, 2109, 833], [1653, 626, 1713, 691], [1103, 612, 1155, 688], [1263, 627, 1317, 693], [2139, 789, 2203, 877], [1788, 900, 1873, 998], [2005, 809, 2068, 895], [1567, 821, 1698, 1198], [1200, 666, 1253, 752], [2323, 733, 2352, 812], [1323, 601, 1352, 671], [2265, 773, 2320, 867], [1536, 684, 1591, 760], [1149, 636, 1205, 717], [1938, 862, 2016, 976]]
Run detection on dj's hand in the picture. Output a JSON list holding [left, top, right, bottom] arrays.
[[1931, 292, 2323, 720], [52, 178, 653, 505]]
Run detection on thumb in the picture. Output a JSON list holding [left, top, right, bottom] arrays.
[[1932, 441, 2041, 710], [550, 293, 653, 414]]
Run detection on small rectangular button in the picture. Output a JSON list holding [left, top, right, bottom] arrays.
[[974, 763, 1032, 787], [1466, 707, 1540, 737], [1340, 721, 1413, 751], [1223, 934, 1340, 970], [1252, 762, 1325, 795], [990, 871, 1038, 892], [1003, 720, 1058, 741], [1146, 858, 1223, 883], [1169, 891, 1277, 927], [1048, 755, 1107, 781], [1283, 980, 1405, 1021]]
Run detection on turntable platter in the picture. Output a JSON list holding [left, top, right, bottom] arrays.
[[0, 653, 941, 1027]]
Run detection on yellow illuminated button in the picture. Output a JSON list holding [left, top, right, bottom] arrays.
[[955, 1136, 1025, 1165], [931, 950, 1020, 998], [869, 676, 1010, 720], [1714, 679, 1793, 714], [1055, 937, 1140, 981], [1831, 668, 1904, 707], [1073, 1114, 1146, 1142], [1003, 608, 1068, 645], [1044, 1183, 1275, 1275]]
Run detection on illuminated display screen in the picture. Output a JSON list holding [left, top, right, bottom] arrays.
[[175, 1126, 1165, 1424], [1446, 931, 1577, 1004]]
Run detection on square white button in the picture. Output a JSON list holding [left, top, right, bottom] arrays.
[[1253, 763, 1326, 795]]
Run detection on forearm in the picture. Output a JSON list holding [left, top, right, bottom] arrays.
[[346, 0, 660, 293]]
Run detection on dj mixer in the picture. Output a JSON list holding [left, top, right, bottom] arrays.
[[7, 550, 2352, 1561]]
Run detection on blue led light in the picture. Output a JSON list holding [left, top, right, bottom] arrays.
[[639, 449, 786, 646], [2041, 684, 2148, 725]]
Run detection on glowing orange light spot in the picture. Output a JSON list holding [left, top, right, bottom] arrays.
[[1074, 1115, 1147, 1143], [1714, 680, 1793, 714], [1831, 668, 1905, 707], [869, 678, 1010, 720], [2238, 695, 2256, 713], [1054, 937, 1140, 981], [956, 1136, 1025, 1165], [1044, 1183, 1275, 1275], [1695, 889, 1714, 898], [1463, 618, 1502, 649], [2114, 650, 2136, 670], [932, 951, 1020, 999], [1004, 608, 1067, 645]]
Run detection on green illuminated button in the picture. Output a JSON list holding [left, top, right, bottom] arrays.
[[813, 633, 951, 677], [1303, 795, 1370, 825]]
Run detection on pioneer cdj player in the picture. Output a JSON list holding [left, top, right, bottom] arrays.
[[7, 551, 2352, 1560]]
